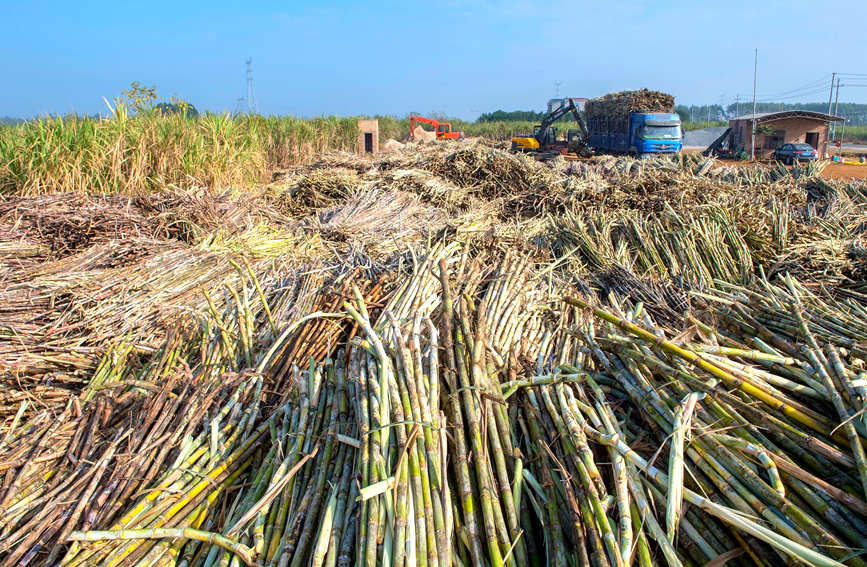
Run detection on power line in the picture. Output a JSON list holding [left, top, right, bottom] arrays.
[[756, 74, 830, 99], [757, 83, 831, 100], [756, 85, 832, 102]]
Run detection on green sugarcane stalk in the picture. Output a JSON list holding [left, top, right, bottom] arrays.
[[666, 392, 699, 544], [585, 423, 847, 567], [67, 528, 257, 566], [565, 296, 838, 441]]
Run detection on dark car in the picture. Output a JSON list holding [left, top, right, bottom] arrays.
[[773, 143, 818, 164]]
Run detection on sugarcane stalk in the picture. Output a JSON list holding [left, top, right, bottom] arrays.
[[66, 528, 257, 566], [666, 392, 699, 544]]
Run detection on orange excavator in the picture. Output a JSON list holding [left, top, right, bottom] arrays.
[[409, 114, 465, 140]]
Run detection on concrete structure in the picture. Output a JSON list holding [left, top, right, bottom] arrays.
[[728, 111, 842, 158], [358, 119, 379, 155], [547, 97, 588, 114]]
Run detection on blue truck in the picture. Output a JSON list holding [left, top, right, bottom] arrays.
[[584, 90, 683, 156]]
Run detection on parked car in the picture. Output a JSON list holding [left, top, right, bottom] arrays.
[[772, 143, 818, 164]]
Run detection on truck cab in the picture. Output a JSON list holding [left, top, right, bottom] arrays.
[[629, 113, 682, 155]]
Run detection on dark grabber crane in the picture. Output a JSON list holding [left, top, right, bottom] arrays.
[[510, 99, 591, 158]]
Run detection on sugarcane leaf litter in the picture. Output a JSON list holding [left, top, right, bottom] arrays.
[[1, 140, 867, 566]]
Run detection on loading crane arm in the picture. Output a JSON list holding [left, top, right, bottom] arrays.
[[537, 99, 588, 144]]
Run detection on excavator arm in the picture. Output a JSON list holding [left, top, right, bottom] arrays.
[[536, 99, 588, 145], [512, 99, 590, 154], [410, 114, 438, 140], [410, 114, 463, 140]]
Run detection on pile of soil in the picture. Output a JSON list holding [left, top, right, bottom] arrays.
[[382, 138, 405, 152], [412, 125, 437, 143]]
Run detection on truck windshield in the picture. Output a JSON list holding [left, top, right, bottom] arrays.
[[641, 125, 680, 140]]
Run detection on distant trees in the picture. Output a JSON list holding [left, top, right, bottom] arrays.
[[155, 102, 199, 117], [724, 102, 867, 125], [675, 102, 867, 125], [120, 82, 159, 113], [115, 82, 197, 117], [675, 105, 726, 123], [477, 110, 546, 122]]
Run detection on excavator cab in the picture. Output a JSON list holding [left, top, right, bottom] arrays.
[[410, 114, 465, 141], [511, 98, 588, 156], [534, 126, 558, 147]]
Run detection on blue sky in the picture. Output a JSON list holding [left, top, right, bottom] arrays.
[[2, 0, 866, 120]]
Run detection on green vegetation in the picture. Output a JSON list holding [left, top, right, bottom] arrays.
[[838, 124, 867, 144], [477, 109, 546, 122], [729, 101, 867, 125], [0, 83, 360, 196], [678, 101, 867, 128], [0, 109, 734, 199], [0, 111, 358, 196], [376, 115, 540, 141], [5, 80, 861, 198], [681, 120, 727, 130], [676, 104, 726, 123]]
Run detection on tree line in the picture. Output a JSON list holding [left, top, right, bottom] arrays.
[[675, 102, 867, 125]]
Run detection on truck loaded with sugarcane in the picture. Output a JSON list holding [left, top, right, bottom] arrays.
[[585, 89, 683, 156], [512, 89, 683, 159]]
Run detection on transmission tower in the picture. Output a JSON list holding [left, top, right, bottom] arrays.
[[234, 97, 246, 115], [246, 58, 256, 113]]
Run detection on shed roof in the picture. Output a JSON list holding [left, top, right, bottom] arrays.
[[732, 110, 843, 123]]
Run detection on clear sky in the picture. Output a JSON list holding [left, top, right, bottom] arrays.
[[2, 0, 866, 120]]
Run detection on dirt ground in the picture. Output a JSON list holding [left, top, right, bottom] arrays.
[[710, 158, 867, 180], [679, 149, 867, 180], [819, 162, 867, 180]]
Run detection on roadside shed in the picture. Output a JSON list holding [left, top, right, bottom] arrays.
[[358, 119, 379, 155], [728, 110, 842, 158]]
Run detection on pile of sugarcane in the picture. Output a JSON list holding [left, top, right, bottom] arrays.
[[0, 190, 282, 262], [584, 90, 675, 127], [3, 139, 867, 566], [4, 244, 865, 566]]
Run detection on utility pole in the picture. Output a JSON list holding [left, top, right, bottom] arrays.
[[827, 72, 836, 116], [246, 58, 256, 114], [555, 81, 562, 98], [751, 48, 757, 161], [832, 77, 841, 140], [736, 94, 740, 119]]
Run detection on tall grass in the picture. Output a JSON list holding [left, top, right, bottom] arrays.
[[0, 111, 358, 196], [838, 124, 867, 144]]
